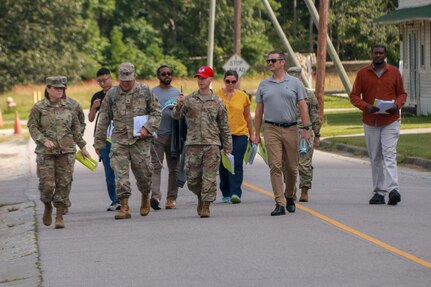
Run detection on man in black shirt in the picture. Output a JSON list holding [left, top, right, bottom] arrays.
[[88, 68, 118, 211]]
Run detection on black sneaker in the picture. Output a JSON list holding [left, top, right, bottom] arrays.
[[271, 205, 286, 216], [286, 197, 296, 213], [388, 190, 401, 206], [369, 193, 385, 205], [150, 198, 161, 210]]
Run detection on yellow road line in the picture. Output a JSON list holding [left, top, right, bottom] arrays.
[[243, 181, 431, 269]]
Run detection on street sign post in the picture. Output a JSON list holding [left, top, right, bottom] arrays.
[[222, 54, 250, 78]]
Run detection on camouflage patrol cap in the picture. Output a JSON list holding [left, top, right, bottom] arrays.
[[59, 76, 67, 86], [287, 67, 302, 75], [118, 62, 135, 81], [46, 76, 66, 88]]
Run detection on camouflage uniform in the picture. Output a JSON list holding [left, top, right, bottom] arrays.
[[172, 91, 232, 202], [59, 76, 86, 208], [94, 82, 161, 200], [28, 96, 86, 208], [297, 89, 321, 189]]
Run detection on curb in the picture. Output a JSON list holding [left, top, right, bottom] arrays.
[[320, 141, 431, 171], [0, 201, 41, 286]]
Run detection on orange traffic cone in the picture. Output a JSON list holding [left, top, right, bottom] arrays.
[[14, 111, 23, 134], [0, 109, 3, 128]]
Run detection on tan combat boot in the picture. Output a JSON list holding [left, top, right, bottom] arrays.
[[115, 198, 131, 219], [55, 206, 65, 229], [42, 202, 53, 226], [140, 194, 150, 216], [299, 187, 309, 202], [165, 199, 176, 210], [200, 201, 211, 218], [197, 195, 203, 216]]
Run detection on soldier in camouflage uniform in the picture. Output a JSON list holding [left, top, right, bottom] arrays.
[[59, 76, 86, 213], [172, 66, 232, 218], [287, 67, 322, 202], [27, 76, 89, 229], [94, 63, 161, 220]]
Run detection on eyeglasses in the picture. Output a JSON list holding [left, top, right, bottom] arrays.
[[97, 77, 111, 84], [160, 72, 172, 77], [225, 80, 237, 84], [266, 58, 283, 64]]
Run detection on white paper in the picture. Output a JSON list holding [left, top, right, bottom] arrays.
[[375, 99, 395, 114], [248, 143, 258, 164], [106, 121, 114, 142], [133, 115, 148, 137]]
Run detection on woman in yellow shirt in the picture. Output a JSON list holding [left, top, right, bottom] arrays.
[[216, 70, 254, 204]]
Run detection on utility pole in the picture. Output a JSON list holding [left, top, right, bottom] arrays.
[[315, 0, 328, 121], [261, 0, 310, 88], [234, 0, 241, 55], [207, 0, 216, 68], [303, 0, 352, 94]]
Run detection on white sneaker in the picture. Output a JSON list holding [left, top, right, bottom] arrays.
[[107, 203, 120, 211]]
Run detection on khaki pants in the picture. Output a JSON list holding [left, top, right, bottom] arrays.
[[264, 123, 298, 205], [151, 134, 180, 201]]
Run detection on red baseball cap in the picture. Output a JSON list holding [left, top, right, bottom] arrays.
[[194, 66, 214, 78]]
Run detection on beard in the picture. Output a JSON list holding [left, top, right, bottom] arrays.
[[160, 78, 172, 85]]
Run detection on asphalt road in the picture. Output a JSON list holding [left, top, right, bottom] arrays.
[[23, 120, 430, 287]]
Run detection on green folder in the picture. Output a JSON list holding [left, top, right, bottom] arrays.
[[75, 151, 97, 171], [220, 151, 235, 174], [258, 141, 268, 165]]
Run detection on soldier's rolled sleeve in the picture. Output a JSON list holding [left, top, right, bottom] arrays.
[[72, 113, 87, 148], [218, 104, 232, 150], [93, 95, 110, 150], [27, 107, 47, 144], [143, 91, 162, 134], [76, 103, 86, 135]]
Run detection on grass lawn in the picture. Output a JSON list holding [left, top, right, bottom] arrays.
[[321, 110, 431, 137], [320, 133, 431, 161]]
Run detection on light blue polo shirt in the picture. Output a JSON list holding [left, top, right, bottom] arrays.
[[256, 73, 307, 123]]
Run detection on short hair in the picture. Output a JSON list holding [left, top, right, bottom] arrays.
[[224, 70, 239, 80], [372, 44, 386, 53], [96, 68, 111, 77], [156, 65, 171, 76], [267, 50, 285, 60]]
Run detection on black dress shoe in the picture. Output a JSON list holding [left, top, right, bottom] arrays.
[[150, 198, 161, 210], [271, 205, 286, 216], [369, 193, 385, 204], [286, 197, 296, 213], [388, 190, 401, 205]]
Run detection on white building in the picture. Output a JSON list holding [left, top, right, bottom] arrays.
[[376, 0, 431, 115]]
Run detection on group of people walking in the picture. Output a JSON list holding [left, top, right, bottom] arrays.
[[28, 45, 406, 229]]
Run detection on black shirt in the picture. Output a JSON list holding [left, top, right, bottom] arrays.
[[90, 90, 106, 136]]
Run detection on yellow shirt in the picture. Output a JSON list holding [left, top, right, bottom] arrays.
[[215, 89, 250, 136]]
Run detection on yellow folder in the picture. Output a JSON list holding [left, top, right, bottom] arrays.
[[221, 151, 235, 174], [75, 151, 97, 171]]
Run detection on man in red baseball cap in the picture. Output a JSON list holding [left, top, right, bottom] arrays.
[[172, 65, 232, 218], [194, 66, 215, 78]]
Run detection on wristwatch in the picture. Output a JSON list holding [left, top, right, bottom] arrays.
[[303, 126, 310, 131]]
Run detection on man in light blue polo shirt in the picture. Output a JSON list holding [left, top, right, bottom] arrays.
[[253, 50, 311, 216]]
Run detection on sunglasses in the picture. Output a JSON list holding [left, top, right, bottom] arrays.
[[160, 72, 172, 77], [266, 58, 283, 64], [225, 80, 237, 84]]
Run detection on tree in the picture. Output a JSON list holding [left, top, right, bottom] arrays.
[[0, 0, 90, 92]]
